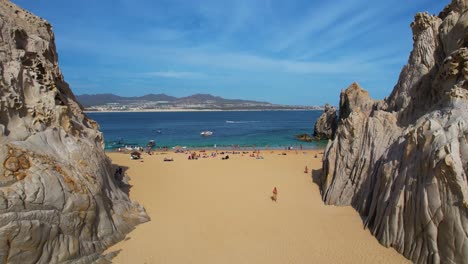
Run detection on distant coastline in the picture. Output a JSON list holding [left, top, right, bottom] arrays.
[[84, 108, 323, 113], [77, 93, 324, 113]]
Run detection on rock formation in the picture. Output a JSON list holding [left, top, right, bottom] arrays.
[[313, 103, 337, 140], [295, 133, 313, 142], [320, 1, 468, 263], [0, 1, 148, 263]]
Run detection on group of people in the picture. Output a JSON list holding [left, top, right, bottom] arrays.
[[188, 152, 200, 160], [248, 151, 264, 159], [184, 150, 267, 160]]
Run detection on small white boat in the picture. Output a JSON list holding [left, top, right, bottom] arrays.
[[200, 131, 213, 136]]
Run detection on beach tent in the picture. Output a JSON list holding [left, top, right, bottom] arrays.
[[130, 151, 141, 159]]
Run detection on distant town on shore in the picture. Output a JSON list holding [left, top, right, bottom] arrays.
[[76, 93, 324, 111]]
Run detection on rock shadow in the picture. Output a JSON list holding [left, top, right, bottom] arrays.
[[111, 164, 133, 197], [311, 169, 322, 190]]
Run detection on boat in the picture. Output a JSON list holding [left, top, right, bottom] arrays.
[[200, 131, 213, 137], [147, 140, 156, 147]]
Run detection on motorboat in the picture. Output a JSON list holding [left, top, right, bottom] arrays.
[[200, 131, 213, 136]]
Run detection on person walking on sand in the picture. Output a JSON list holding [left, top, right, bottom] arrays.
[[271, 187, 278, 202], [304, 166, 308, 174]]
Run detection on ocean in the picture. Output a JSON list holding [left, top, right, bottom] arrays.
[[87, 110, 326, 150]]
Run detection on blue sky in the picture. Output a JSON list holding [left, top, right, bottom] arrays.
[[13, 0, 448, 105]]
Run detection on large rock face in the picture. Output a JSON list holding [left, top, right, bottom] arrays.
[[313, 103, 338, 140], [321, 1, 468, 263], [0, 1, 148, 263]]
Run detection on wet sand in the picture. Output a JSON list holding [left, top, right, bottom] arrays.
[[106, 150, 408, 263]]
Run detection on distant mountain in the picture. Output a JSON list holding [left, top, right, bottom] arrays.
[[76, 93, 125, 107], [174, 94, 270, 105], [76, 93, 322, 111], [136, 93, 177, 102], [76, 93, 271, 107]]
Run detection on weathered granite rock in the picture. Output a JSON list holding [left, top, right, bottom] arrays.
[[295, 133, 313, 142], [313, 103, 338, 140], [321, 1, 468, 263], [0, 1, 149, 263], [338, 82, 375, 119]]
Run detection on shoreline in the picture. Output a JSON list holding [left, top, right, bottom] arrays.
[[85, 108, 323, 113], [104, 144, 327, 153]]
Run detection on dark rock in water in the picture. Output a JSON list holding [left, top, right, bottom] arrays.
[[295, 133, 313, 142], [0, 1, 149, 263], [313, 103, 338, 140], [320, 1, 468, 263]]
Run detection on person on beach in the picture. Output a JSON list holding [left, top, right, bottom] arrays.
[[271, 187, 278, 202], [304, 166, 308, 174]]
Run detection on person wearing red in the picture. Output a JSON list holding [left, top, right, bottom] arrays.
[[271, 187, 278, 202]]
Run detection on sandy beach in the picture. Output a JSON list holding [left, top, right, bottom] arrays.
[[106, 150, 408, 263]]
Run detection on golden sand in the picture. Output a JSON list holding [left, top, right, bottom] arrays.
[[106, 150, 408, 263]]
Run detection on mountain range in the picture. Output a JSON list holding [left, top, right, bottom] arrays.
[[76, 93, 271, 108]]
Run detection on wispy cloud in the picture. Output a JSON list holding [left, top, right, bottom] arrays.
[[58, 33, 392, 77], [20, 0, 450, 105], [145, 71, 208, 79], [268, 0, 360, 52]]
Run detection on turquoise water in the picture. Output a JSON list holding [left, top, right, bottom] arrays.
[[87, 110, 326, 150]]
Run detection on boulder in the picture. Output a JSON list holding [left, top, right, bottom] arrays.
[[313, 103, 338, 140], [0, 1, 149, 263], [295, 133, 313, 142], [321, 1, 468, 263]]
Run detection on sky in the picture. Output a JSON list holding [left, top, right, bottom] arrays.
[[13, 0, 448, 105]]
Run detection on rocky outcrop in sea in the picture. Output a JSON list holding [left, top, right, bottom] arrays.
[[313, 103, 338, 140], [320, 1, 468, 263], [0, 0, 148, 263]]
